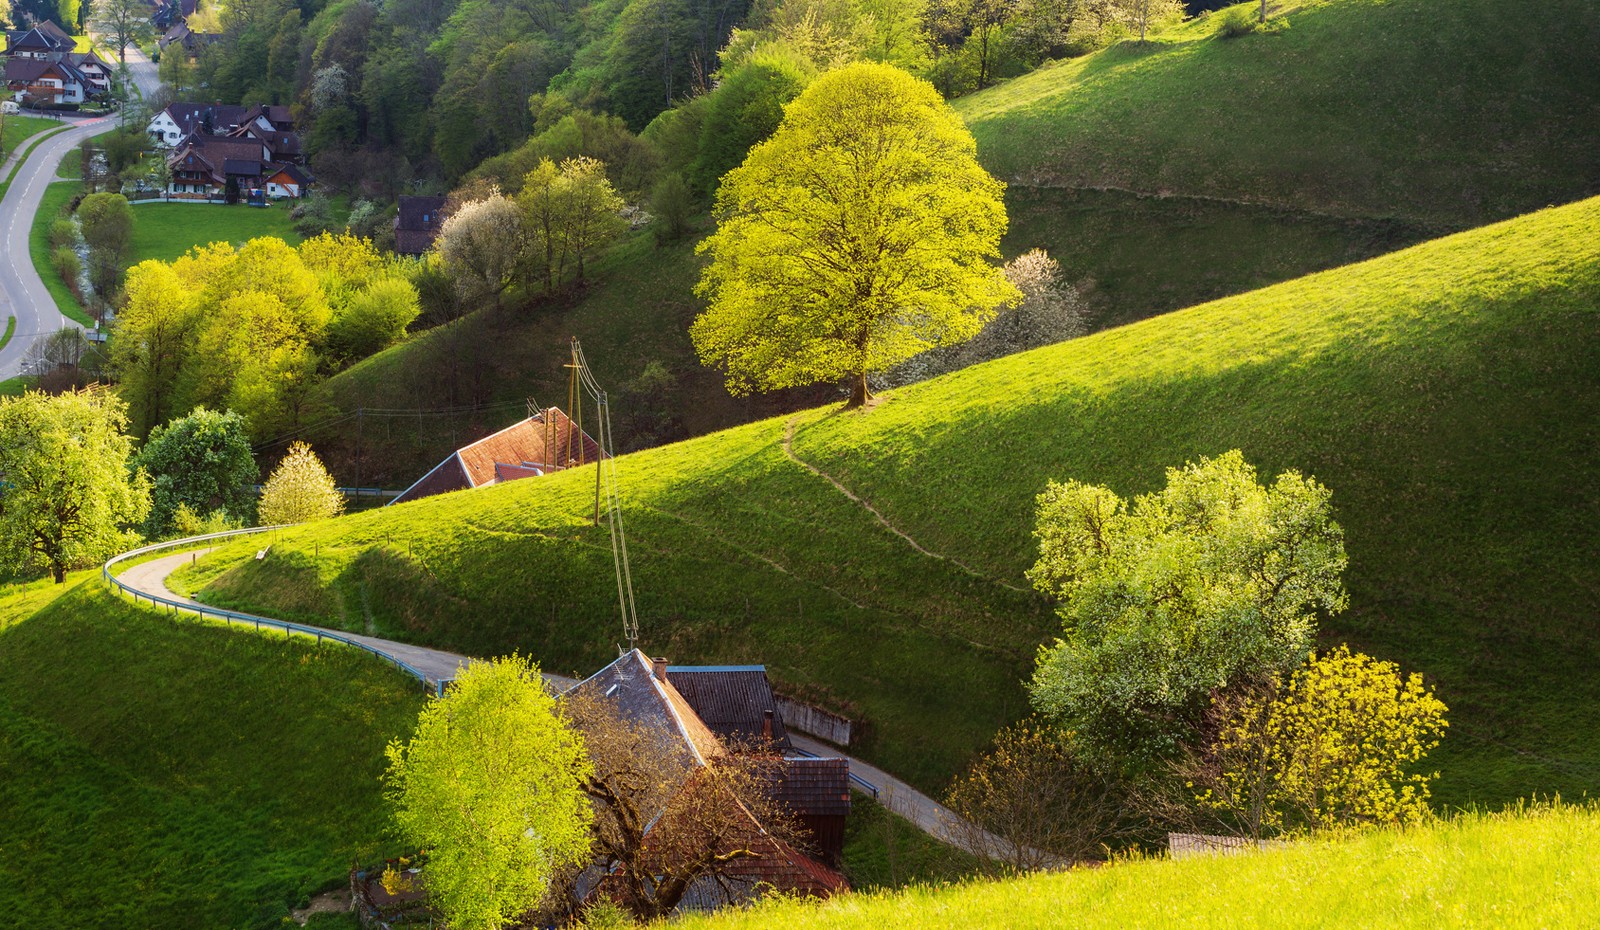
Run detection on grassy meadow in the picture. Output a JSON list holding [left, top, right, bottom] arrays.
[[28, 179, 92, 326], [957, 0, 1600, 227], [676, 804, 1600, 930], [126, 200, 303, 266], [178, 195, 1600, 801], [0, 579, 422, 928]]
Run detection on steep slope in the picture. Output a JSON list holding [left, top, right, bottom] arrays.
[[671, 804, 1600, 930], [959, 0, 1600, 324], [186, 195, 1600, 800], [0, 579, 422, 928]]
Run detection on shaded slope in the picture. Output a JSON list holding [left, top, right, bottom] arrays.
[[187, 196, 1600, 801], [958, 0, 1600, 227], [0, 580, 422, 928]]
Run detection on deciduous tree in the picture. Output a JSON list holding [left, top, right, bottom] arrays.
[[101, 0, 153, 62], [384, 656, 594, 930], [693, 62, 1018, 408], [133, 406, 257, 537], [1027, 450, 1347, 773], [1187, 647, 1447, 837], [256, 441, 343, 525], [437, 189, 527, 305], [0, 389, 151, 583]]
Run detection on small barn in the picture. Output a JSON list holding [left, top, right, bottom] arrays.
[[389, 407, 604, 506], [394, 195, 448, 256]]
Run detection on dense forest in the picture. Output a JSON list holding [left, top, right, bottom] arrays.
[[159, 0, 1187, 198]]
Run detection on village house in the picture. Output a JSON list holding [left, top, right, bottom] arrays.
[[393, 195, 448, 257], [3, 22, 111, 105], [569, 651, 851, 908], [150, 102, 309, 200], [389, 407, 603, 505]]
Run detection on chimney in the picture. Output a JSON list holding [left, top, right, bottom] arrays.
[[762, 710, 774, 741], [652, 657, 668, 682]]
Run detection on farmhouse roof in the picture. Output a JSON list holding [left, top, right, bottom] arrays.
[[162, 101, 251, 136], [665, 665, 792, 750], [7, 23, 73, 54], [571, 649, 726, 765], [769, 757, 851, 817], [389, 407, 603, 506]]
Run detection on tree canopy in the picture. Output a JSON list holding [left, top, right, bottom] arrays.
[[693, 62, 1018, 407], [0, 389, 151, 583], [133, 406, 258, 538], [1027, 450, 1348, 772], [384, 656, 593, 930], [257, 441, 344, 525]]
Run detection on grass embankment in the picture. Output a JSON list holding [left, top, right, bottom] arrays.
[[0, 118, 71, 201], [1, 114, 58, 165], [0, 578, 423, 928], [958, 0, 1600, 323], [127, 200, 302, 266], [312, 225, 831, 485], [680, 805, 1600, 930], [0, 315, 14, 350], [180, 196, 1600, 802], [28, 179, 94, 327]]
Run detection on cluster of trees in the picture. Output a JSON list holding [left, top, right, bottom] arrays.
[[943, 451, 1449, 865], [385, 656, 806, 929], [0, 385, 351, 584], [436, 157, 627, 306], [111, 233, 421, 442], [169, 0, 1187, 205], [8, 0, 85, 33]]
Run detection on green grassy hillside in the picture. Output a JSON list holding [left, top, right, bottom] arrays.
[[185, 195, 1600, 801], [305, 228, 833, 486], [961, 0, 1600, 324], [675, 804, 1600, 930], [0, 578, 422, 928], [960, 0, 1600, 224]]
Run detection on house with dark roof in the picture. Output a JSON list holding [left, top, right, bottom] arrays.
[[4, 21, 74, 60], [4, 55, 88, 105], [393, 195, 447, 256], [566, 650, 851, 909], [389, 407, 604, 505]]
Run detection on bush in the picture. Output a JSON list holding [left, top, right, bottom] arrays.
[[649, 173, 693, 244], [1217, 7, 1259, 38], [51, 247, 81, 290], [48, 219, 77, 249]]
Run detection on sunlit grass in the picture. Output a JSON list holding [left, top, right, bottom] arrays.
[[183, 196, 1600, 802]]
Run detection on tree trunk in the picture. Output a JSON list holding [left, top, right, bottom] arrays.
[[845, 370, 871, 408], [53, 562, 66, 584]]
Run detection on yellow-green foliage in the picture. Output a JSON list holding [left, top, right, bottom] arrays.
[[113, 234, 419, 439], [669, 804, 1600, 930], [1207, 646, 1448, 832], [384, 655, 593, 930], [258, 441, 346, 525], [181, 196, 1600, 801], [695, 62, 1018, 402]]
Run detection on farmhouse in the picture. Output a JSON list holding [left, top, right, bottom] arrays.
[[393, 195, 447, 256], [3, 22, 110, 105], [569, 650, 851, 908], [389, 407, 604, 505], [3, 21, 73, 60]]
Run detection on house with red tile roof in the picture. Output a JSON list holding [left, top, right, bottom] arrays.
[[389, 407, 604, 506]]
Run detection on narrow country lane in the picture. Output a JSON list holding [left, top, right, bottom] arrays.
[[0, 115, 112, 378], [113, 541, 1021, 860], [0, 35, 161, 379]]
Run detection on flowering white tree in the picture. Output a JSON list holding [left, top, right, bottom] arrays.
[[257, 442, 344, 525]]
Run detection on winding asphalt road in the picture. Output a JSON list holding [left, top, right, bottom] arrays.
[[0, 37, 160, 379], [113, 543, 1016, 860]]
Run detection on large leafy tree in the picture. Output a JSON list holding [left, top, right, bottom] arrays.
[[101, 0, 153, 63], [133, 406, 258, 537], [1026, 450, 1347, 773], [693, 62, 1018, 408], [385, 656, 594, 930], [0, 389, 151, 583]]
